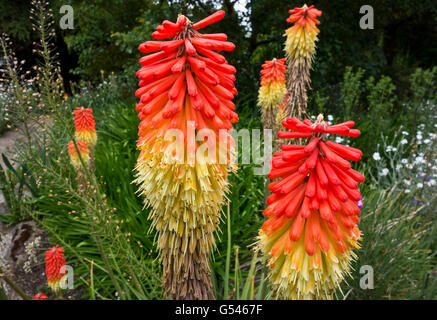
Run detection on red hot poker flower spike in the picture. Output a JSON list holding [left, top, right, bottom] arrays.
[[258, 58, 287, 140], [73, 107, 97, 148], [259, 114, 364, 300], [135, 10, 238, 300]]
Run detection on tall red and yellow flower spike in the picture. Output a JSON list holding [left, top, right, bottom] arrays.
[[258, 114, 364, 300], [45, 245, 66, 294], [284, 5, 322, 118], [257, 58, 287, 131], [67, 140, 90, 169], [134, 11, 238, 299], [73, 107, 97, 149]]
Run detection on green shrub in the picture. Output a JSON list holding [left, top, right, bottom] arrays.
[[341, 121, 437, 299], [341, 66, 365, 120], [341, 185, 437, 299], [404, 67, 437, 132]]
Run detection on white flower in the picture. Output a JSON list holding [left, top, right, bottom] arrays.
[[401, 159, 408, 164], [404, 189, 411, 194], [380, 168, 389, 176], [335, 136, 344, 143], [416, 134, 423, 140], [402, 131, 409, 136], [403, 179, 411, 186], [424, 139, 431, 144], [385, 145, 398, 152], [373, 152, 381, 161], [427, 179, 436, 187], [396, 164, 403, 170], [417, 183, 423, 188], [327, 115, 334, 121], [414, 156, 425, 164], [407, 164, 414, 169], [400, 139, 408, 145]]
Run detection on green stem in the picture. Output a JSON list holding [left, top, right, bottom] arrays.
[[224, 200, 231, 299], [89, 260, 95, 300], [90, 223, 125, 300]]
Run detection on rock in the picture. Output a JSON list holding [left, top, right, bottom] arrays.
[[0, 190, 8, 214], [0, 221, 47, 300]]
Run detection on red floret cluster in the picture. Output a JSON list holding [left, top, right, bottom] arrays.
[[135, 10, 239, 146]]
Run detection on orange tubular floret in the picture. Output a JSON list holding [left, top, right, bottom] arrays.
[[193, 10, 226, 30]]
